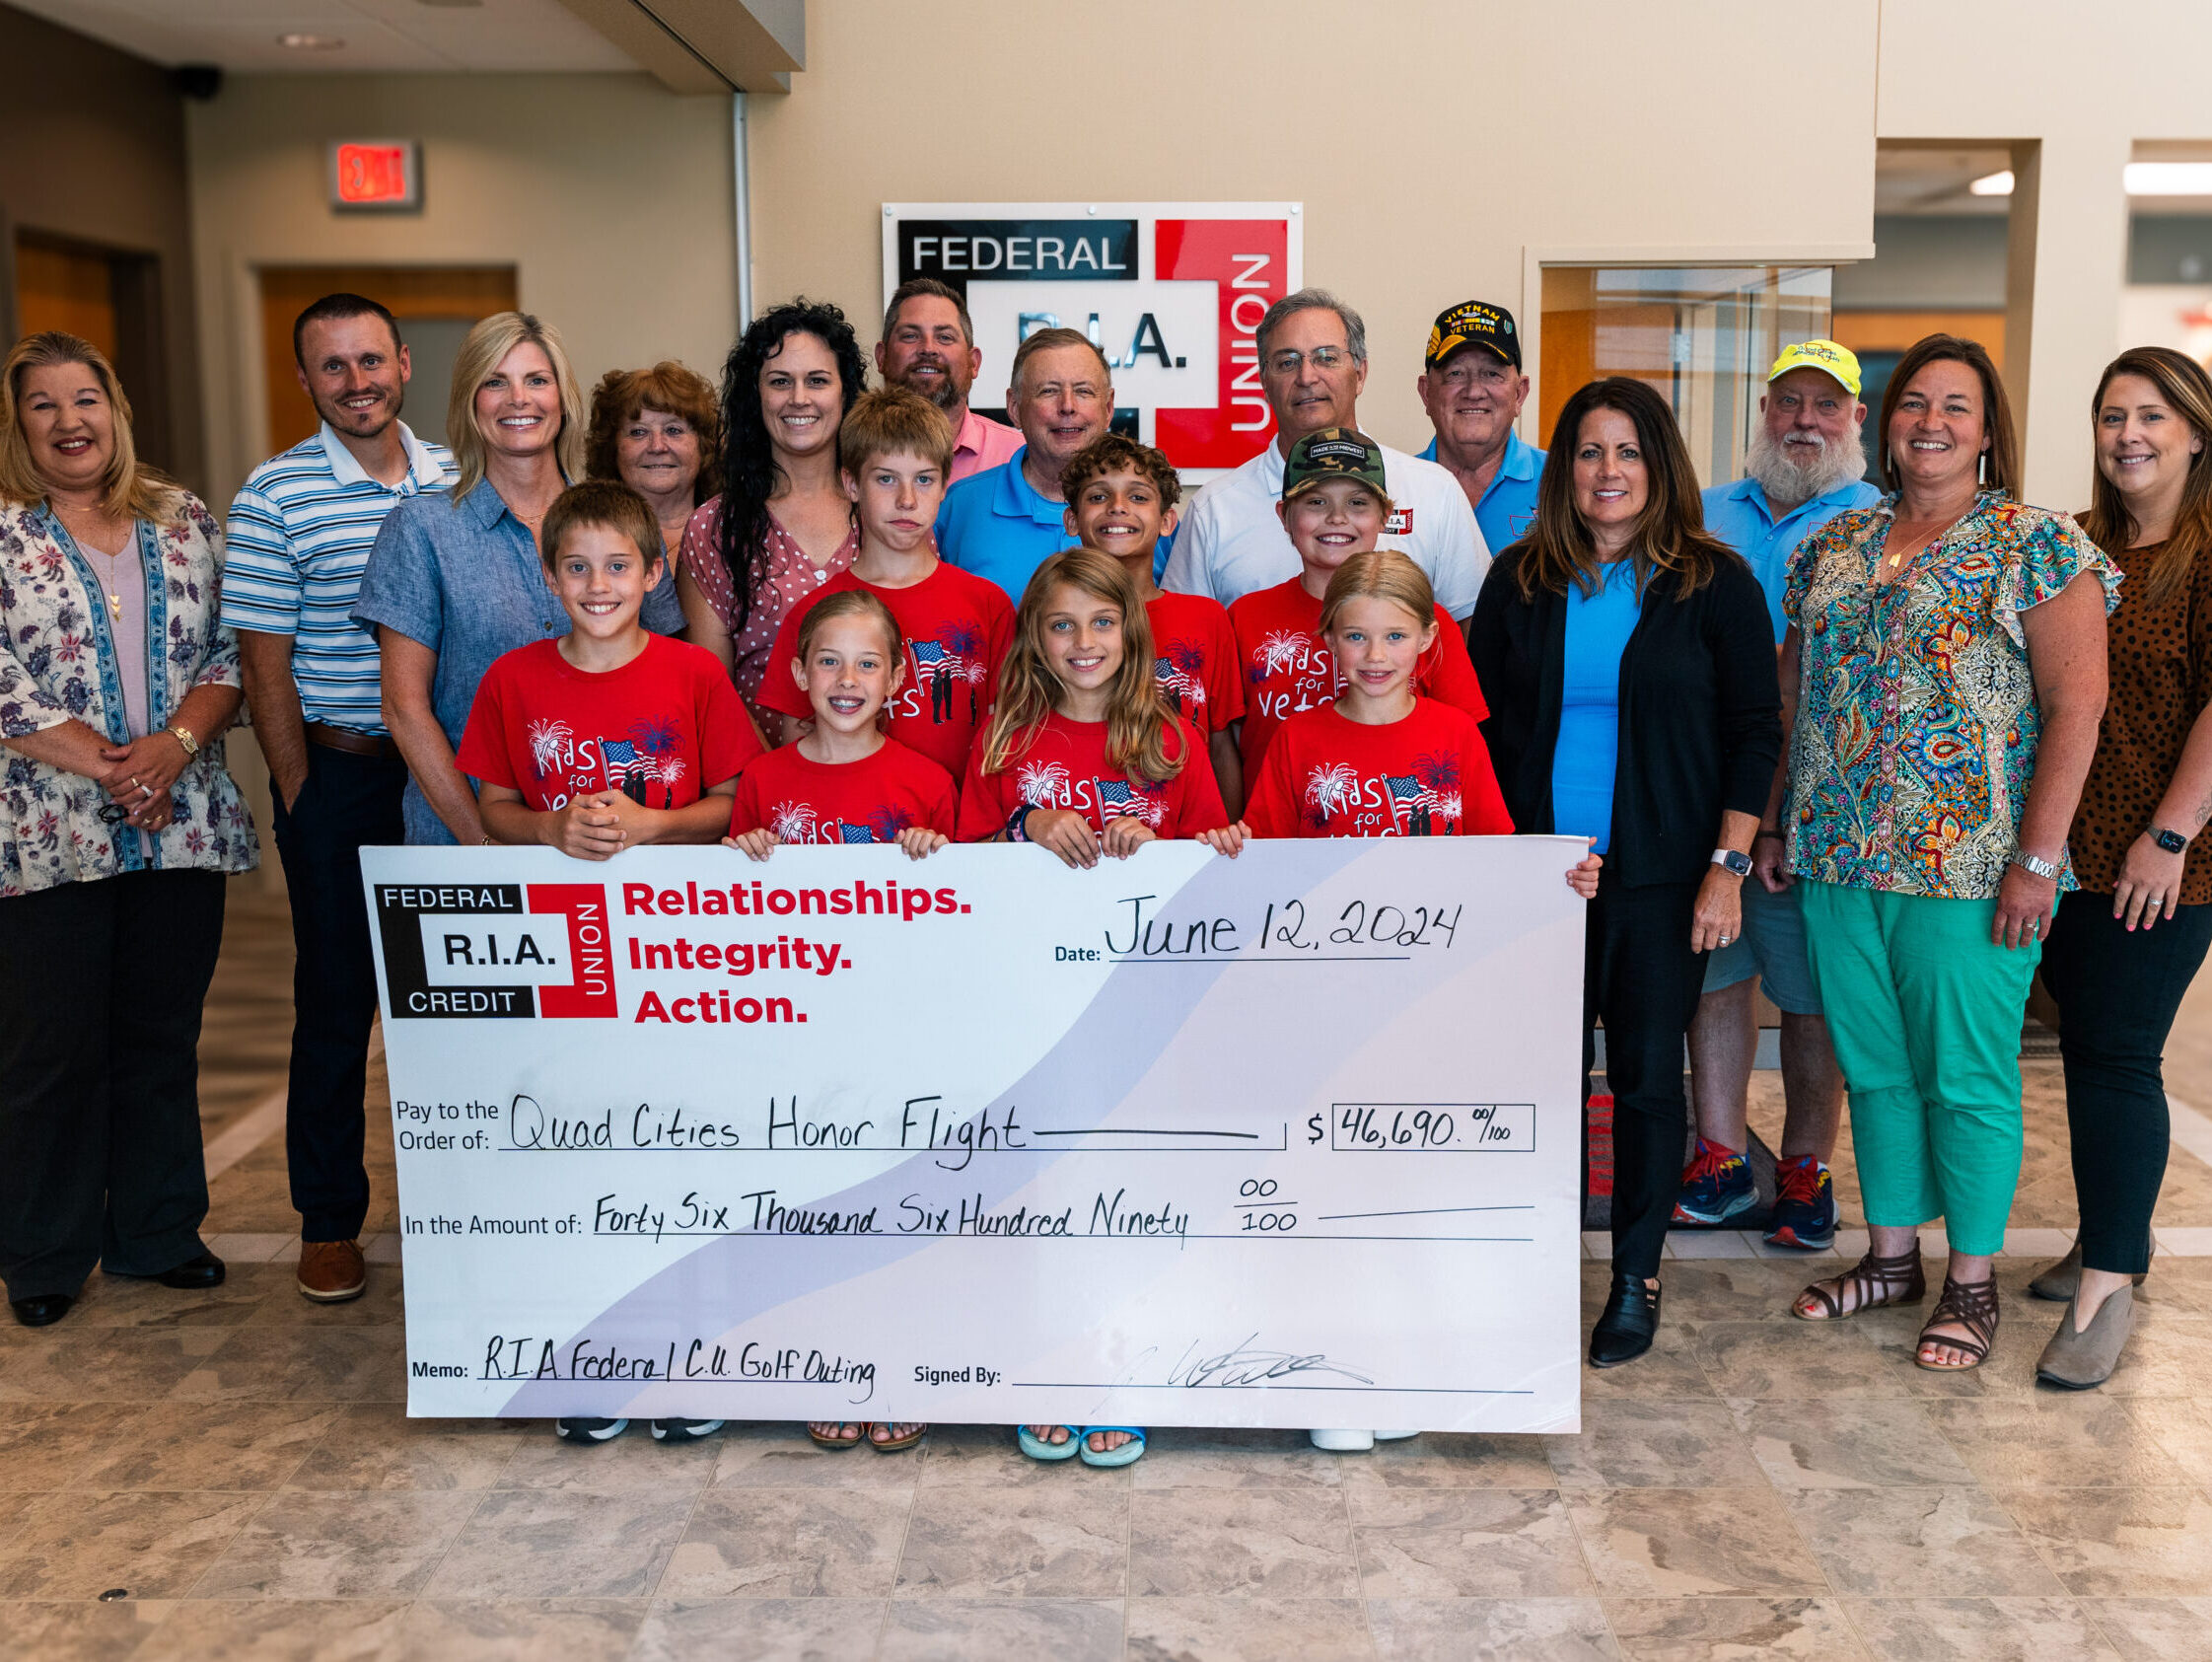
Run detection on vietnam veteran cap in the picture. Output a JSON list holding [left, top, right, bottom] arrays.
[[1425, 301, 1521, 371], [1281, 427, 1388, 500], [1767, 338, 1863, 397]]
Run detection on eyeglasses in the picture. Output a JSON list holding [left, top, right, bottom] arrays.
[[1265, 346, 1351, 377]]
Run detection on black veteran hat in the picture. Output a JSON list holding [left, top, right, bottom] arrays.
[[1425, 301, 1521, 371], [1281, 427, 1388, 500]]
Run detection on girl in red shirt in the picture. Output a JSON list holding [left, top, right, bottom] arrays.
[[1241, 552, 1600, 1455], [961, 548, 1238, 868], [725, 590, 958, 861]]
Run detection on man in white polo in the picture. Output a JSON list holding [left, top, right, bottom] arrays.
[[1163, 288, 1485, 615]]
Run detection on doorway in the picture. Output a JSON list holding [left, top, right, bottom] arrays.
[[14, 229, 173, 472], [257, 265, 519, 455]]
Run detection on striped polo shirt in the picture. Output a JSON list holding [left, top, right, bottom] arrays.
[[222, 422, 455, 734]]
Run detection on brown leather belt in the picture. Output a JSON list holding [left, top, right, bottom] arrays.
[[305, 722, 403, 760]]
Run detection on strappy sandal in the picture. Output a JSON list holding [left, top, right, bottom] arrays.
[[1792, 1244, 1925, 1321], [1916, 1274, 1999, 1371]]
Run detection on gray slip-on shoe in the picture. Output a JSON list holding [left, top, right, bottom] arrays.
[[2029, 1237, 2152, 1303], [2036, 1284, 2134, 1390]]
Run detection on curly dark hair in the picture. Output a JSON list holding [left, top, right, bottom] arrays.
[[715, 299, 869, 637], [584, 361, 723, 505]]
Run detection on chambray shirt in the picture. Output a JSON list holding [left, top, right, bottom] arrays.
[[353, 479, 686, 843], [1701, 474, 1883, 643], [1418, 427, 1546, 558]]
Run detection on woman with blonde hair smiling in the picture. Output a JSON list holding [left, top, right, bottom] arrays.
[[0, 331, 257, 1328], [2031, 346, 2212, 1386], [356, 312, 686, 846]]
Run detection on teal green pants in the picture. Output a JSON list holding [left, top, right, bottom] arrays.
[[1799, 881, 2046, 1257]]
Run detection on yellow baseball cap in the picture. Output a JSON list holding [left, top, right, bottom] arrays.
[[1768, 339, 1862, 397]]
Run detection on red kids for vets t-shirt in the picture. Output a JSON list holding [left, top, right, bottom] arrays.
[[757, 562, 1016, 778], [1245, 698, 1513, 839], [1228, 577, 1487, 779], [957, 710, 1230, 841], [1143, 591, 1245, 738], [457, 634, 760, 812], [729, 737, 958, 846]]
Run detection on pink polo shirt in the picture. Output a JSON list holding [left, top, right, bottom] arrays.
[[951, 406, 1024, 483]]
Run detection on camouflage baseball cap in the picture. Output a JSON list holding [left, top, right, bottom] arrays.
[[1281, 427, 1387, 500]]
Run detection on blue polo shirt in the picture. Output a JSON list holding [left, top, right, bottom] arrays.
[[1418, 427, 1545, 556], [939, 445, 1178, 602], [1702, 474, 1883, 642]]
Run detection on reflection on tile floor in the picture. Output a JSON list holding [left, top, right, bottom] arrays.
[[7, 880, 2212, 1659]]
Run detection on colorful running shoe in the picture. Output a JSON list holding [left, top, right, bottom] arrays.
[[1764, 1156, 1836, 1250], [1672, 1137, 1756, 1225]]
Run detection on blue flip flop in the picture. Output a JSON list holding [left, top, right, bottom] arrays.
[[1077, 1426, 1146, 1468], [1017, 1424, 1082, 1462]]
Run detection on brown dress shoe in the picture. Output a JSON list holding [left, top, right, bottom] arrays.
[[298, 1240, 367, 1303]]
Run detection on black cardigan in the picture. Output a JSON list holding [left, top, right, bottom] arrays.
[[1466, 546, 1782, 889]]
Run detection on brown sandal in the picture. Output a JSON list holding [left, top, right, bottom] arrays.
[[1916, 1275, 1999, 1371], [1793, 1245, 1926, 1321], [807, 1422, 866, 1450]]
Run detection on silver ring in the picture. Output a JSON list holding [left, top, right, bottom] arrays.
[[139, 782, 154, 798], [1718, 934, 1731, 946]]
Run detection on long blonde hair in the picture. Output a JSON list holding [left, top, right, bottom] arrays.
[[446, 312, 586, 499], [0, 331, 183, 522], [982, 547, 1180, 783], [2080, 345, 2212, 609], [1320, 549, 1438, 638]]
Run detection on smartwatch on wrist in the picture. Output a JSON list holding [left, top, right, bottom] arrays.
[[2154, 827, 2190, 855], [1712, 847, 1752, 878]]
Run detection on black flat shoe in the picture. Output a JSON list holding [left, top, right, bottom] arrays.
[[11, 1293, 73, 1327], [1589, 1270, 1662, 1368], [156, 1252, 226, 1290]]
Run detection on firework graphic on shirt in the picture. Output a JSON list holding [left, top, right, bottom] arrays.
[[769, 801, 819, 843], [1153, 638, 1210, 715], [913, 623, 985, 724], [1096, 777, 1168, 828], [1385, 751, 1464, 835], [1016, 759, 1070, 808], [867, 804, 916, 842], [1303, 761, 1360, 827], [1252, 629, 1315, 683], [526, 719, 573, 780]]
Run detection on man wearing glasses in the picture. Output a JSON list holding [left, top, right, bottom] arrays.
[[1163, 288, 1486, 614]]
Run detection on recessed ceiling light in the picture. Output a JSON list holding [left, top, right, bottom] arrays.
[[2126, 163, 2212, 195], [276, 33, 345, 49], [1967, 170, 2014, 196]]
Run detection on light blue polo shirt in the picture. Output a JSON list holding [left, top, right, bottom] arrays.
[[936, 447, 1079, 603], [1418, 427, 1545, 556], [1702, 474, 1883, 642], [939, 445, 1178, 602]]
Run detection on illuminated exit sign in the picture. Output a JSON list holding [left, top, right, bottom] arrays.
[[329, 141, 422, 212]]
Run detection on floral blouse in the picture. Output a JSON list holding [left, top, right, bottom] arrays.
[[679, 496, 858, 732], [1781, 491, 2117, 901], [0, 495, 258, 899]]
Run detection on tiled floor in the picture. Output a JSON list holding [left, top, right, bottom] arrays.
[[7, 882, 2212, 1660]]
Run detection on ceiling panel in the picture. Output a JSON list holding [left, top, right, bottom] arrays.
[[8, 0, 636, 72]]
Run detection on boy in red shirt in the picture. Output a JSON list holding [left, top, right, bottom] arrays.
[[1229, 427, 1487, 783], [1058, 434, 1246, 811], [757, 388, 1014, 778], [459, 479, 758, 859]]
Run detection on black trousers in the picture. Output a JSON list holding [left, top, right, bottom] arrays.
[[1585, 872, 1704, 1281], [271, 745, 407, 1243], [0, 868, 227, 1299], [2038, 893, 2212, 1274]]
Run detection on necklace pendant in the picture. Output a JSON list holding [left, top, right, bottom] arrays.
[[107, 593, 121, 618]]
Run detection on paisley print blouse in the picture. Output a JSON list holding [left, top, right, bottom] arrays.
[[0, 495, 258, 898], [1781, 492, 2117, 901]]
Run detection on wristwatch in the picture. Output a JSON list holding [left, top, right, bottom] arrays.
[[2154, 827, 2190, 855], [1712, 848, 1752, 878], [166, 724, 199, 759], [2010, 849, 2064, 881]]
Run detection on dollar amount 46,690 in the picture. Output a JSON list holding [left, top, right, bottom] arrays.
[[1310, 1103, 1535, 1153]]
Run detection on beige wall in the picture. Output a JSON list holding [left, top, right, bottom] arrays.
[[746, 0, 1880, 463], [186, 72, 737, 507], [1879, 0, 2212, 510]]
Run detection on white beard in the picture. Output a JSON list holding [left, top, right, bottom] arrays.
[[1745, 422, 1867, 507]]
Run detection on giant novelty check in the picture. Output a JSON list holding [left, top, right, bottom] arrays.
[[363, 837, 1586, 1432]]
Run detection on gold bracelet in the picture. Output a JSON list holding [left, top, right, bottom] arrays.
[[166, 724, 199, 759]]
